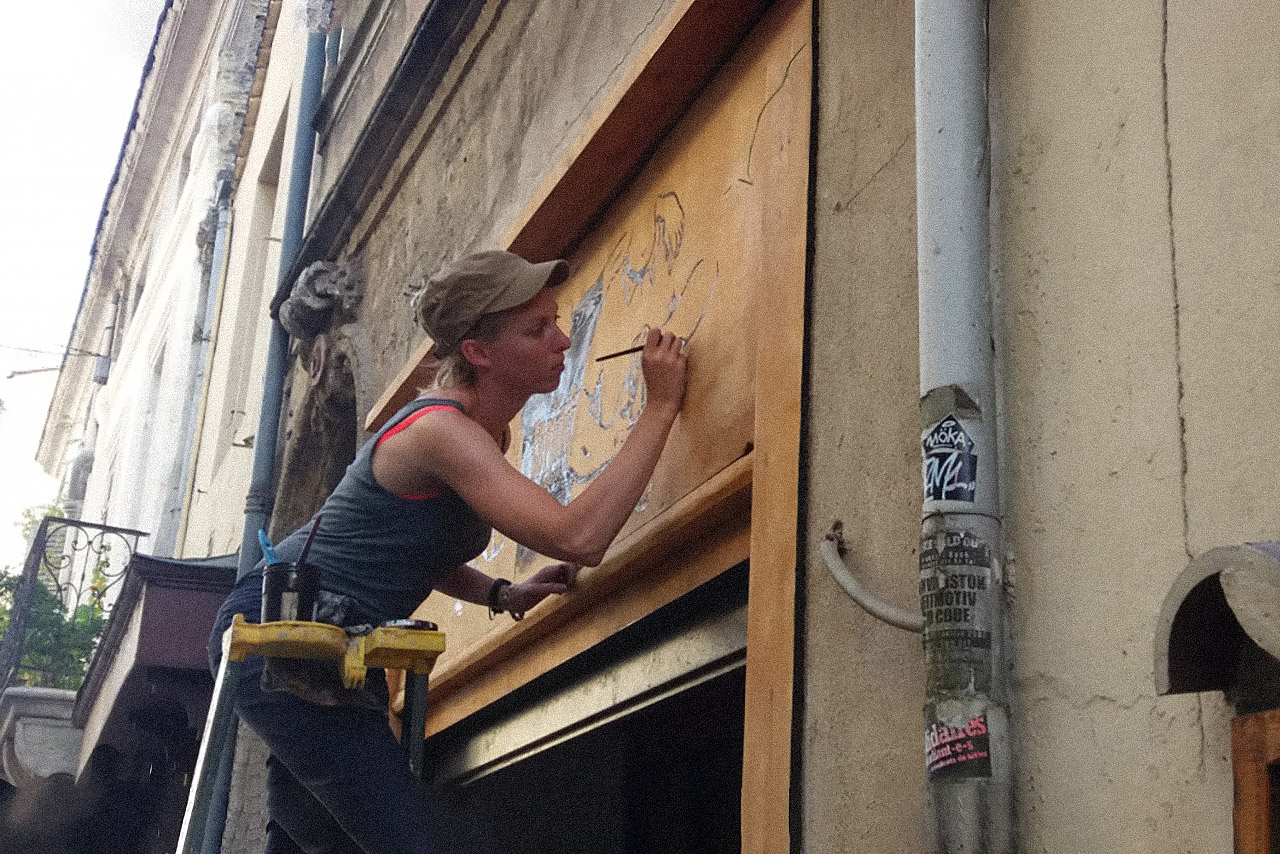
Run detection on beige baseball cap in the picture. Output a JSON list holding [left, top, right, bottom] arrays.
[[413, 250, 570, 355]]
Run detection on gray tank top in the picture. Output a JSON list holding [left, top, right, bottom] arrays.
[[270, 397, 492, 624]]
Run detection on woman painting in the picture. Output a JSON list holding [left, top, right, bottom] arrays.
[[209, 249, 689, 854]]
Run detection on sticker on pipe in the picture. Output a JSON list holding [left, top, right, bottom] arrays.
[[919, 530, 995, 694], [922, 414, 977, 502], [924, 706, 991, 780]]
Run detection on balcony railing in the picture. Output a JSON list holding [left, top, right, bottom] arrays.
[[0, 516, 147, 691]]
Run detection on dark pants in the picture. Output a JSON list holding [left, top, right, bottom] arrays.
[[210, 575, 443, 854]]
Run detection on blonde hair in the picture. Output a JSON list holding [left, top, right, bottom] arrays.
[[427, 308, 513, 390]]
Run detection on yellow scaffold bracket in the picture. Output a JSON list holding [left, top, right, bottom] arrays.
[[223, 613, 446, 689]]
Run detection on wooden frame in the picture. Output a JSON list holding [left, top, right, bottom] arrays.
[[372, 2, 810, 851], [1233, 708, 1280, 853], [365, 0, 774, 431], [421, 454, 753, 734]]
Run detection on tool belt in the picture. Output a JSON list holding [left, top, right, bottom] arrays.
[[259, 590, 386, 711]]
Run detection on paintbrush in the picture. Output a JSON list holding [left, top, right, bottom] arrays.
[[297, 513, 324, 566], [595, 337, 688, 362], [594, 344, 646, 362]]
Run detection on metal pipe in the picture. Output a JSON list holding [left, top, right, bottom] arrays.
[[819, 523, 924, 633], [174, 177, 235, 556], [914, 0, 1013, 851], [238, 30, 329, 580], [188, 27, 331, 854]]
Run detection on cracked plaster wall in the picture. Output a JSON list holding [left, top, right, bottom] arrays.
[[805, 0, 1275, 850], [804, 2, 924, 852], [986, 0, 1277, 850], [261, 0, 1277, 849]]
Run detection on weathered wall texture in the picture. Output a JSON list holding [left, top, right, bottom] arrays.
[[1167, 0, 1280, 555], [989, 0, 1271, 849], [313, 0, 434, 202], [804, 0, 925, 851], [331, 0, 680, 415], [807, 0, 1273, 849], [183, 3, 310, 558], [250, 0, 1275, 849]]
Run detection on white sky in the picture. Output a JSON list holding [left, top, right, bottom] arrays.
[[0, 0, 168, 570]]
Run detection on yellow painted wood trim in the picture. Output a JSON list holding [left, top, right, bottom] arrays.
[[740, 0, 810, 850], [415, 452, 753, 733]]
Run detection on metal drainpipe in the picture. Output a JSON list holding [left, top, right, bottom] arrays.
[[237, 29, 329, 580], [914, 0, 1013, 851], [190, 29, 330, 854], [174, 176, 234, 557]]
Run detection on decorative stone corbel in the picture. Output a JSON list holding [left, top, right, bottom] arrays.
[[279, 259, 366, 340]]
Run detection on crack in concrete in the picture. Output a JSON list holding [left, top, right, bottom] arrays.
[[1019, 671, 1148, 711], [835, 135, 911, 212], [739, 42, 808, 185], [564, 0, 667, 135], [1194, 694, 1207, 777], [1161, 0, 1193, 563]]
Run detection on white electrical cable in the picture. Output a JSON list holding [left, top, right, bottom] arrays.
[[819, 523, 924, 633]]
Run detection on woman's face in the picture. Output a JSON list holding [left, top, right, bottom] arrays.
[[480, 288, 571, 393]]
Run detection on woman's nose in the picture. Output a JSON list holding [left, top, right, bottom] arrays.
[[555, 327, 572, 351]]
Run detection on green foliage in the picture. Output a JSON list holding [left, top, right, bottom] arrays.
[[0, 573, 106, 689], [18, 502, 64, 540], [0, 504, 108, 690]]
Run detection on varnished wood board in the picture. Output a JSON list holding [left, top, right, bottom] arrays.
[[414, 0, 813, 680]]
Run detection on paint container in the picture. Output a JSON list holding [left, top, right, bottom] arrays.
[[261, 561, 319, 623]]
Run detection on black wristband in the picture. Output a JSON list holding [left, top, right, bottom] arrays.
[[486, 577, 525, 622], [487, 578, 511, 620]]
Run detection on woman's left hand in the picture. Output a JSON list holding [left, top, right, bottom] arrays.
[[505, 562, 580, 614]]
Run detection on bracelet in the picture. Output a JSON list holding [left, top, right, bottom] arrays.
[[487, 578, 525, 621]]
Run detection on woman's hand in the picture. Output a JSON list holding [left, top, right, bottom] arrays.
[[503, 562, 581, 614], [640, 328, 689, 419]]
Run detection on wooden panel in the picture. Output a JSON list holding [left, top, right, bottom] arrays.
[[408, 0, 812, 685], [1233, 709, 1280, 854], [421, 506, 750, 736], [402, 452, 751, 725], [376, 6, 810, 846], [502, 0, 773, 264], [739, 2, 809, 851], [364, 0, 773, 432]]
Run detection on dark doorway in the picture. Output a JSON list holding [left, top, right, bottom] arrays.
[[441, 665, 744, 854], [434, 566, 749, 854]]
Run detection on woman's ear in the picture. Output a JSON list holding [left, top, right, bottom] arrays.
[[459, 338, 491, 371]]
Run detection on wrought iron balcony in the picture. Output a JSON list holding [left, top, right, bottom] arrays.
[[0, 516, 147, 691]]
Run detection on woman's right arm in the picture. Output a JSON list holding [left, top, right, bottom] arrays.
[[423, 330, 687, 565]]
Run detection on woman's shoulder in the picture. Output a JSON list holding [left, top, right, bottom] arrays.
[[376, 396, 470, 445]]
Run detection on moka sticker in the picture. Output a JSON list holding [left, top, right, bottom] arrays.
[[922, 415, 977, 502]]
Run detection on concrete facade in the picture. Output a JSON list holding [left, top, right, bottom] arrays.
[[181, 0, 315, 557], [39, 0, 278, 564], [804, 1, 926, 849], [800, 1, 1275, 850], [0, 689, 82, 786], [266, 1, 1276, 850]]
